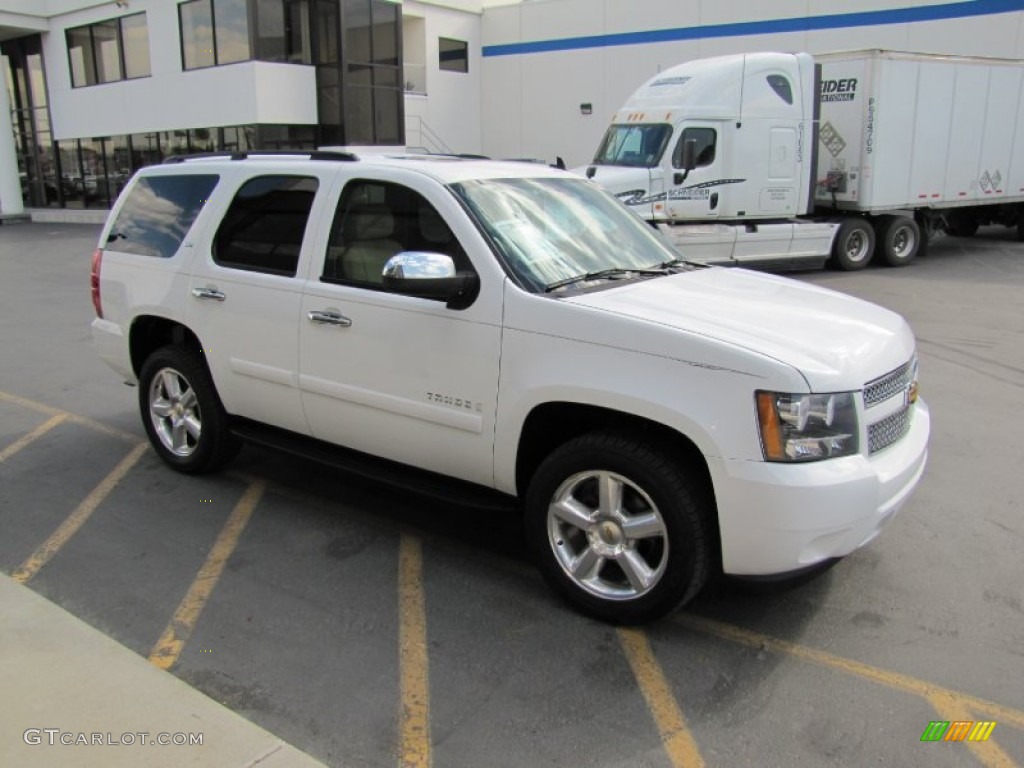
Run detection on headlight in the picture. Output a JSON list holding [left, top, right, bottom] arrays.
[[756, 391, 859, 462]]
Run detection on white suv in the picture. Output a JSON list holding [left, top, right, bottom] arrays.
[[90, 151, 929, 623]]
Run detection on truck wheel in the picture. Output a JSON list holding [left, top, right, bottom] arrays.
[[875, 215, 920, 267], [525, 432, 711, 624], [138, 345, 240, 474], [831, 218, 875, 270]]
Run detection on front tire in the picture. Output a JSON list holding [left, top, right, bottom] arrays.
[[138, 345, 239, 474], [525, 432, 711, 624]]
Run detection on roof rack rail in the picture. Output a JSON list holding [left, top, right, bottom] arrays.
[[162, 149, 359, 164]]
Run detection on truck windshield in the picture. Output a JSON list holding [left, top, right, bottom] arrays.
[[593, 124, 672, 168], [451, 177, 683, 292]]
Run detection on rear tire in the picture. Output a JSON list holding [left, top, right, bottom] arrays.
[[525, 432, 711, 624], [875, 215, 920, 267], [138, 345, 240, 474], [831, 218, 875, 270]]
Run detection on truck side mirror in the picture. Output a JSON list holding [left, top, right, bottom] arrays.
[[681, 138, 697, 171], [586, 166, 596, 179], [674, 139, 698, 185]]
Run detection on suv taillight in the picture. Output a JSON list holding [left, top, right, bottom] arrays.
[[91, 248, 103, 318]]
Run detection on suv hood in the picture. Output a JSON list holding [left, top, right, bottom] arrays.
[[567, 267, 915, 391]]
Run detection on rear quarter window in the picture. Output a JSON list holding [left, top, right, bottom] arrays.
[[105, 174, 219, 259]]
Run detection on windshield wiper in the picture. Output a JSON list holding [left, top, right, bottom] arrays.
[[656, 257, 704, 270], [545, 268, 666, 293]]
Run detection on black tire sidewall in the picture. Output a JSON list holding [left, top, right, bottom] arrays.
[[832, 219, 875, 271], [877, 215, 920, 266], [138, 345, 236, 474], [524, 433, 709, 624]]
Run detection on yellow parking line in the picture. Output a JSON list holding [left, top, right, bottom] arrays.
[[398, 535, 431, 768], [618, 627, 706, 768], [0, 389, 138, 443], [12, 442, 149, 584], [0, 414, 67, 463], [149, 480, 265, 671], [678, 615, 1024, 730], [927, 692, 1019, 768]]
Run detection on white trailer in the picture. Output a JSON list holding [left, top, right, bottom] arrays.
[[581, 50, 1024, 270]]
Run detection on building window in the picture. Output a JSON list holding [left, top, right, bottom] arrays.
[[179, 0, 251, 70], [65, 13, 150, 88], [342, 0, 402, 145], [438, 37, 467, 73], [255, 0, 312, 64]]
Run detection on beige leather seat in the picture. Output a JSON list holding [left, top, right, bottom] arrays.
[[340, 205, 402, 284]]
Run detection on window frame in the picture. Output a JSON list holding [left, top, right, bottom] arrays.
[[671, 127, 717, 170], [179, 0, 253, 72], [106, 173, 221, 259], [322, 178, 471, 295], [65, 12, 150, 88], [212, 174, 320, 277], [438, 36, 468, 74]]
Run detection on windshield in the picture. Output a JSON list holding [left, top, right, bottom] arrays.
[[451, 177, 682, 292], [593, 124, 672, 168]]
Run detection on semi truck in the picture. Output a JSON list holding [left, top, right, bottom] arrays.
[[580, 49, 1024, 270]]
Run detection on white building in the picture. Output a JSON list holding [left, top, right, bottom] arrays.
[[3, 0, 1024, 214]]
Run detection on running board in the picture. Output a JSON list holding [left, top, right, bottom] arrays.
[[229, 418, 518, 513]]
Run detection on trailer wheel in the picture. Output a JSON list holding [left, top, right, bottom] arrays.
[[875, 215, 920, 267], [831, 218, 875, 270]]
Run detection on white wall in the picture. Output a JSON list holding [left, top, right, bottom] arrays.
[[40, 0, 316, 141], [403, 0, 482, 154], [481, 0, 1024, 166]]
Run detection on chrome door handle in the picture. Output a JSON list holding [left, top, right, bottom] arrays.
[[191, 287, 226, 301], [307, 310, 352, 327]]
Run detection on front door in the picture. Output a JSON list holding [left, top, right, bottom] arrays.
[[298, 176, 502, 487], [665, 123, 724, 221]]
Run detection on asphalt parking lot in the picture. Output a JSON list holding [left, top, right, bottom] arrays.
[[1, 221, 1022, 767]]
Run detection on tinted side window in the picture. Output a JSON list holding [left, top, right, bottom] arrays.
[[322, 180, 469, 289], [672, 128, 717, 169], [107, 174, 219, 259], [213, 176, 319, 277], [767, 74, 793, 105]]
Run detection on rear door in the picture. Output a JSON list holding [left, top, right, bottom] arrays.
[[186, 170, 331, 435]]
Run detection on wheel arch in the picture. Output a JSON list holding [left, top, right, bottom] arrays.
[[129, 315, 205, 378], [515, 401, 718, 524]]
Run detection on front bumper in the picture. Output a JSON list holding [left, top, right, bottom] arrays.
[[710, 399, 930, 575]]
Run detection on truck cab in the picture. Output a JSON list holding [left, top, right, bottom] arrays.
[[581, 53, 836, 268]]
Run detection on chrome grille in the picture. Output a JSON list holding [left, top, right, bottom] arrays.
[[868, 407, 912, 454], [864, 359, 915, 408]]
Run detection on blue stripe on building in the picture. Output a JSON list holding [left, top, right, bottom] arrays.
[[481, 0, 1024, 57]]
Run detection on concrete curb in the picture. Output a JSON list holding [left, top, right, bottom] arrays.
[[0, 576, 327, 767]]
